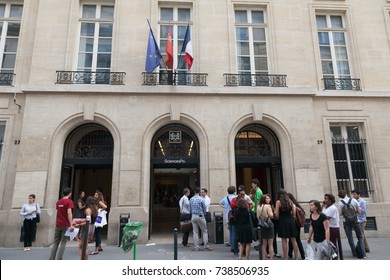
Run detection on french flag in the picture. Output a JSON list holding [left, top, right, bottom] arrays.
[[181, 24, 193, 70]]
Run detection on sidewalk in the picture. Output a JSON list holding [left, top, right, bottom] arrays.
[[1, 238, 390, 260]]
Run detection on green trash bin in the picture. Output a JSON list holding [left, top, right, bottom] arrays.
[[120, 222, 143, 259]]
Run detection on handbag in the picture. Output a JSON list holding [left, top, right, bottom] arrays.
[[35, 213, 40, 223], [180, 220, 193, 233], [258, 205, 274, 229], [94, 209, 108, 228]]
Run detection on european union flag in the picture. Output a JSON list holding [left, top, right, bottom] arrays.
[[145, 21, 162, 73]]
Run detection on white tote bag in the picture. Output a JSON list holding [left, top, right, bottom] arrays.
[[94, 209, 108, 228]]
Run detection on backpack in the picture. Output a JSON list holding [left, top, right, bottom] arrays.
[[341, 198, 357, 224], [295, 207, 305, 228]]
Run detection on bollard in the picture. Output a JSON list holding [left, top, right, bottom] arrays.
[[257, 227, 263, 260], [133, 241, 137, 260], [337, 238, 344, 260], [174, 228, 178, 260], [81, 220, 90, 260]]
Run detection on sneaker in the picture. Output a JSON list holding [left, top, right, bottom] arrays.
[[363, 256, 368, 259], [204, 247, 213, 251], [274, 254, 282, 258], [225, 242, 231, 247]]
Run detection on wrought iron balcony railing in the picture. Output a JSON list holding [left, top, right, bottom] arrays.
[[322, 77, 361, 91], [142, 71, 208, 86], [224, 73, 287, 87], [56, 71, 125, 85], [0, 73, 15, 86]]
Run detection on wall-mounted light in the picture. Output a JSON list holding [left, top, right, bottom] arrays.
[[317, 140, 323, 144]]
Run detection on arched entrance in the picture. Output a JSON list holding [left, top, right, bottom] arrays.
[[150, 124, 199, 236], [60, 123, 113, 235], [235, 124, 283, 199]]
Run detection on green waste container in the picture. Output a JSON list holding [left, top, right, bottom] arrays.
[[120, 222, 143, 259]]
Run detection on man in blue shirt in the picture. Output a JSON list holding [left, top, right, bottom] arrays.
[[352, 190, 370, 253], [189, 187, 213, 251]]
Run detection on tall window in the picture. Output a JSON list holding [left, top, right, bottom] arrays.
[[316, 14, 353, 89], [159, 7, 191, 71], [0, 3, 23, 85], [77, 4, 114, 82], [330, 124, 370, 196], [234, 9, 268, 81]]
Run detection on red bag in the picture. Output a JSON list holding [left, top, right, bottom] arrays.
[[295, 207, 305, 227]]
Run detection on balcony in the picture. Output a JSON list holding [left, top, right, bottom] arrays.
[[142, 71, 208, 86], [0, 73, 15, 86], [224, 73, 287, 87], [322, 77, 361, 91], [56, 71, 126, 85]]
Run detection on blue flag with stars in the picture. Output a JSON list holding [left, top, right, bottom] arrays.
[[145, 21, 162, 73]]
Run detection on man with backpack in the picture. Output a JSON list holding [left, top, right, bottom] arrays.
[[338, 189, 367, 259]]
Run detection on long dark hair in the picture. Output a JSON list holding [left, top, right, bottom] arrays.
[[277, 189, 292, 212], [287, 193, 305, 214], [85, 196, 98, 218]]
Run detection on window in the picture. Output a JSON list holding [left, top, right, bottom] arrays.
[[234, 9, 268, 85], [316, 14, 356, 90], [159, 7, 191, 71], [77, 4, 114, 83], [330, 124, 370, 196], [0, 3, 22, 85]]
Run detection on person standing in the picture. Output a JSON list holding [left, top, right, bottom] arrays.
[[287, 193, 305, 260], [74, 191, 86, 219], [189, 186, 212, 251], [257, 194, 274, 260], [90, 191, 107, 255], [352, 190, 370, 253], [322, 193, 342, 259], [274, 189, 298, 260], [49, 188, 74, 260], [307, 200, 330, 260], [235, 197, 253, 260], [20, 194, 41, 251], [338, 189, 366, 258], [229, 186, 253, 258], [179, 188, 192, 247], [219, 186, 236, 251], [251, 178, 263, 213], [75, 196, 98, 260]]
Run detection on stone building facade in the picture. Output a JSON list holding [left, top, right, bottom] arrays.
[[1, 0, 390, 247]]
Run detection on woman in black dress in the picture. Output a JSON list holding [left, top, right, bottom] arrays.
[[235, 197, 253, 260], [274, 189, 299, 260]]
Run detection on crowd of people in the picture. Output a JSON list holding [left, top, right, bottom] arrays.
[[180, 178, 370, 260], [20, 187, 108, 260], [19, 179, 370, 261]]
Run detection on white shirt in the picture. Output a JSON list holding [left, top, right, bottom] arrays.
[[322, 204, 339, 228], [179, 195, 190, 214], [203, 195, 211, 212]]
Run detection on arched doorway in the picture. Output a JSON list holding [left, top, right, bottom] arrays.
[[150, 124, 199, 236], [60, 123, 113, 236], [235, 124, 283, 200]]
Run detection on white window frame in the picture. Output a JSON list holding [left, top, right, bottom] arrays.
[[316, 13, 351, 79], [234, 8, 268, 75], [0, 2, 23, 74], [77, 3, 114, 73], [158, 6, 192, 71]]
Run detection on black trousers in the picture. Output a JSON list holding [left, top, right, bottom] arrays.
[[23, 218, 37, 247]]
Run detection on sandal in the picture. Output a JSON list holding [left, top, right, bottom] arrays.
[[89, 251, 99, 255], [98, 248, 103, 251]]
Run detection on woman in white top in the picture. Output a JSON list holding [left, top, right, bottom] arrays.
[[20, 194, 41, 251], [322, 193, 341, 259], [257, 194, 274, 259]]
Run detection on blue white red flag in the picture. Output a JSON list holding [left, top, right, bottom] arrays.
[[181, 24, 193, 70]]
